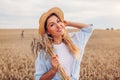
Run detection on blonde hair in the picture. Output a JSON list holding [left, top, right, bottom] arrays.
[[43, 25, 80, 59], [41, 14, 80, 59], [62, 27, 80, 59]]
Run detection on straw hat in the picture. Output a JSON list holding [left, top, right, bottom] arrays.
[[38, 7, 64, 35]]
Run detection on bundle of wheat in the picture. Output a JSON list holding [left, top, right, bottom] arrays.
[[36, 34, 70, 80]]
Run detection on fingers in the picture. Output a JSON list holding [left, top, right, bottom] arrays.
[[51, 55, 60, 70], [52, 55, 60, 65], [63, 20, 69, 26], [63, 20, 67, 26]]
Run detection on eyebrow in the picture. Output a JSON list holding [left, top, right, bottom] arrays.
[[48, 18, 59, 25]]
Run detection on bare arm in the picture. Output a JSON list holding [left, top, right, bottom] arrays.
[[40, 68, 57, 80], [64, 20, 90, 29], [40, 55, 60, 80]]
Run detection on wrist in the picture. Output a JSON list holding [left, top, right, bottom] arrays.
[[66, 21, 71, 26], [64, 20, 70, 26], [51, 67, 57, 73]]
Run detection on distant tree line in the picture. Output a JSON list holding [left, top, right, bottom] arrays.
[[106, 27, 114, 30]]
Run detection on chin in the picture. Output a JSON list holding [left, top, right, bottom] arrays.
[[56, 32, 64, 37], [60, 31, 64, 35]]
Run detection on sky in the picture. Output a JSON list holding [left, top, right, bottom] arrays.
[[0, 0, 120, 29]]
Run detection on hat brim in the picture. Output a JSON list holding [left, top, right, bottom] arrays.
[[38, 7, 64, 35]]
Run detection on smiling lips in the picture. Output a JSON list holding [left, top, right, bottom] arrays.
[[57, 29, 62, 32]]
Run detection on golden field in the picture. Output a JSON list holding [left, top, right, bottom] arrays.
[[0, 29, 120, 80]]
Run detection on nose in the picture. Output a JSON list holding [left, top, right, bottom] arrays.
[[56, 23, 61, 28]]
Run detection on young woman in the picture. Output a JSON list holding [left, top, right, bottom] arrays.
[[34, 7, 94, 80]]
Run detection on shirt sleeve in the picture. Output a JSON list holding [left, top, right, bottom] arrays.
[[34, 51, 48, 80], [76, 24, 94, 49]]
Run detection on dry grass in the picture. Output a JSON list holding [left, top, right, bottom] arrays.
[[0, 29, 120, 80], [80, 30, 120, 80]]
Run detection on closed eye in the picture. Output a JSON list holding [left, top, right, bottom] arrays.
[[50, 23, 54, 27]]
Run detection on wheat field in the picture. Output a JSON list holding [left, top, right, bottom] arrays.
[[0, 29, 120, 80]]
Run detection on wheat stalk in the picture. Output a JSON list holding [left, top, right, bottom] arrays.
[[37, 34, 70, 80]]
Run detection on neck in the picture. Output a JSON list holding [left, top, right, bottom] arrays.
[[53, 36, 62, 44]]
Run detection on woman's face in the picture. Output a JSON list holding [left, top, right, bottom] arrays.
[[46, 15, 65, 38]]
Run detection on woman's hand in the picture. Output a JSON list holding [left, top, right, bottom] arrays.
[[63, 20, 70, 26], [40, 55, 60, 80], [50, 55, 60, 72], [64, 20, 90, 29]]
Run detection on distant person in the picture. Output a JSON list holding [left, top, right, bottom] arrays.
[[34, 7, 94, 80], [21, 30, 24, 40]]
